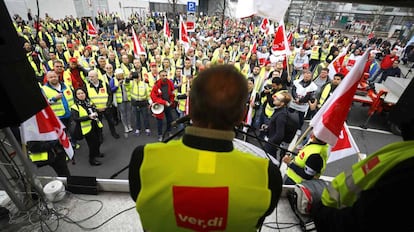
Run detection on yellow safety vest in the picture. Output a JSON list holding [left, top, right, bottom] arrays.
[[86, 82, 109, 110], [136, 140, 273, 231], [29, 151, 48, 162], [234, 62, 250, 77], [71, 104, 103, 135], [114, 81, 132, 103], [42, 85, 74, 117], [131, 80, 150, 101], [310, 46, 321, 60], [286, 143, 329, 184], [322, 141, 414, 208]]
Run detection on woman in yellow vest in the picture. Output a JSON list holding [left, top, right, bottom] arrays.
[[311, 116, 414, 232], [282, 133, 329, 185], [128, 65, 282, 231], [71, 88, 104, 166], [130, 71, 152, 136]]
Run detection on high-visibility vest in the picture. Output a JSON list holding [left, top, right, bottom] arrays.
[[63, 69, 87, 88], [71, 104, 103, 135], [29, 151, 48, 162], [234, 62, 250, 77], [318, 83, 333, 106], [310, 46, 321, 60], [114, 81, 132, 103], [86, 82, 109, 110], [135, 140, 274, 231], [321, 141, 414, 208], [286, 143, 329, 184], [131, 80, 150, 101], [42, 84, 74, 117]]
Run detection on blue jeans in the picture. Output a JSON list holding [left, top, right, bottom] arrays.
[[134, 105, 150, 130]]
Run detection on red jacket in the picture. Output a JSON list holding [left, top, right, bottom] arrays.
[[380, 54, 399, 69], [150, 79, 175, 119]]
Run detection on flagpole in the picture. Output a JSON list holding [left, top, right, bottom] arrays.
[[292, 125, 313, 150]]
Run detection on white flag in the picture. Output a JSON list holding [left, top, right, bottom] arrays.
[[236, 0, 291, 23]]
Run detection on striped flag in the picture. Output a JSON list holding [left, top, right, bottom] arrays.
[[131, 27, 146, 57]]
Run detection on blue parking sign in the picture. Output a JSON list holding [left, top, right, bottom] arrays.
[[187, 2, 196, 12]]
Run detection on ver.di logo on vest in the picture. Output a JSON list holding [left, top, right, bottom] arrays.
[[173, 186, 228, 231]]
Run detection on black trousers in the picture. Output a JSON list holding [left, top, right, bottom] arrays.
[[98, 107, 118, 135], [84, 121, 101, 161]]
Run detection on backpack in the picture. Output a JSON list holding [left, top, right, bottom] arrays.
[[283, 110, 300, 143]]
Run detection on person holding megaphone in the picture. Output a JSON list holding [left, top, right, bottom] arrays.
[[150, 69, 175, 141]]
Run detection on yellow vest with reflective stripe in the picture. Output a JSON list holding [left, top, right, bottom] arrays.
[[86, 82, 109, 110], [322, 141, 414, 208], [115, 82, 132, 103], [71, 104, 103, 135], [136, 140, 273, 231], [131, 80, 150, 101], [286, 143, 329, 184], [234, 62, 250, 77], [42, 85, 74, 117]]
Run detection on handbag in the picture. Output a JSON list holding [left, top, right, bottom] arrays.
[[69, 119, 83, 140]]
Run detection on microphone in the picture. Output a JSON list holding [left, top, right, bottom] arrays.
[[171, 115, 191, 127]]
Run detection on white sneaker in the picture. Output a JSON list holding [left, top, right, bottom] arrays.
[[145, 129, 151, 136], [134, 130, 140, 136], [158, 136, 163, 142], [128, 125, 133, 132]]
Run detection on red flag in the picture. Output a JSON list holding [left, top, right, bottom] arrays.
[[271, 20, 290, 56], [163, 16, 171, 42], [328, 45, 350, 79], [179, 15, 190, 52], [20, 104, 74, 159], [328, 123, 360, 163], [250, 40, 257, 54], [87, 20, 98, 37], [309, 49, 370, 146], [131, 27, 146, 58], [367, 32, 374, 40], [259, 18, 269, 34]]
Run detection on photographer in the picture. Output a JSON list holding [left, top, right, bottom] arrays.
[[288, 70, 317, 130], [114, 68, 133, 134], [71, 88, 104, 166]]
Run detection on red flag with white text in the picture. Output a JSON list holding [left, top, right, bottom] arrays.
[[163, 16, 171, 42], [271, 20, 291, 56], [327, 123, 360, 163], [309, 49, 370, 146], [20, 104, 74, 159], [259, 18, 270, 34], [87, 20, 98, 37], [179, 15, 190, 52], [250, 40, 257, 54], [132, 27, 146, 57]]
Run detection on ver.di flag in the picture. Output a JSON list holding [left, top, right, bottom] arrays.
[[327, 44, 350, 79], [163, 16, 171, 42], [309, 48, 370, 146], [20, 104, 74, 159], [327, 122, 360, 163], [271, 20, 291, 56], [179, 15, 190, 52], [87, 20, 98, 37]]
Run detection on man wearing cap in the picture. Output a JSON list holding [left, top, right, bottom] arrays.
[[63, 57, 88, 90], [63, 43, 81, 65], [145, 62, 159, 88], [282, 133, 328, 185], [234, 54, 250, 77]]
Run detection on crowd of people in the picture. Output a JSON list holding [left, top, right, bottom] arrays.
[[11, 8, 414, 232], [14, 10, 407, 168]]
